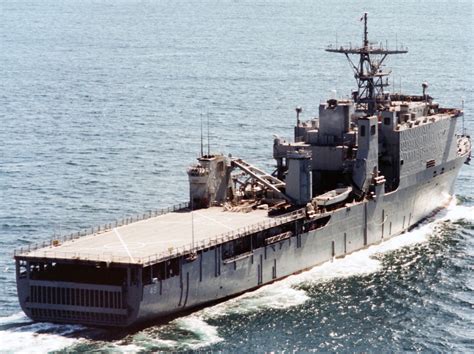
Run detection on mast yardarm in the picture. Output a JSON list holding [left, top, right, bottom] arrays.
[[326, 12, 408, 114]]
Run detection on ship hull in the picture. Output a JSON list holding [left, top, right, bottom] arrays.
[[135, 154, 465, 324], [15, 154, 467, 327]]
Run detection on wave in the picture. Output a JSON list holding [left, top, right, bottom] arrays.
[[0, 313, 83, 353]]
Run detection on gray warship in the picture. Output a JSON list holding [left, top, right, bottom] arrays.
[[14, 14, 471, 327]]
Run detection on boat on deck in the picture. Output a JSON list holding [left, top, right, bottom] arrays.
[[314, 187, 352, 207]]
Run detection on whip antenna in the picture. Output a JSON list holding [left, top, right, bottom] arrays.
[[200, 113, 204, 157], [191, 198, 195, 247], [207, 111, 210, 156], [462, 99, 465, 135]]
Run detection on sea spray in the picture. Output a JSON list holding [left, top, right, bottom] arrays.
[[0, 319, 83, 353]]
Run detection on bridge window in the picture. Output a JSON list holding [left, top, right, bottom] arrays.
[[360, 125, 366, 137]]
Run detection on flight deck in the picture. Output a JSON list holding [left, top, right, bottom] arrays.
[[17, 207, 275, 264]]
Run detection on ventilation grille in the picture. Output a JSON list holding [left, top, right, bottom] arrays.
[[30, 285, 123, 309], [30, 308, 127, 325]]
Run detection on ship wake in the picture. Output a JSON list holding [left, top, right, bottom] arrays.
[[0, 313, 84, 353]]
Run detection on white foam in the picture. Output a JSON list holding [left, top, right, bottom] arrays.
[[440, 199, 474, 222], [0, 331, 78, 353], [0, 313, 83, 353], [0, 324, 81, 353], [232, 286, 310, 312], [108, 343, 147, 352], [0, 312, 31, 326], [15, 321, 83, 336], [124, 316, 223, 351], [295, 201, 472, 286], [194, 220, 432, 319], [173, 316, 223, 349], [133, 328, 180, 349], [199, 286, 310, 320], [148, 338, 179, 349], [188, 199, 472, 321]]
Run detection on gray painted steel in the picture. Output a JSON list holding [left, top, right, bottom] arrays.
[[136, 155, 466, 324], [14, 154, 468, 327], [14, 15, 472, 327]]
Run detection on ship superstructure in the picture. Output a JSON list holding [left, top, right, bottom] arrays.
[[14, 14, 471, 327]]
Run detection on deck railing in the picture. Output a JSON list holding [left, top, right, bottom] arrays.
[[13, 206, 306, 265], [140, 207, 306, 266], [13, 202, 190, 259]]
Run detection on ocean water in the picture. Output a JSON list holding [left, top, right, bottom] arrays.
[[0, 0, 473, 351]]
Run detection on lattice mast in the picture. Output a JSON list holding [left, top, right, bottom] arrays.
[[326, 13, 407, 114]]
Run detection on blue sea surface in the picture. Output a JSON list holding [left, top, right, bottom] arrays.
[[0, 0, 473, 351]]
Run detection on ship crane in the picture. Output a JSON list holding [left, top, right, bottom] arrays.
[[231, 158, 291, 202], [326, 12, 407, 114]]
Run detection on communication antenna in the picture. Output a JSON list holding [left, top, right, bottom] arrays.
[[462, 99, 465, 135], [325, 13, 407, 114], [200, 113, 204, 157], [207, 111, 210, 156], [191, 198, 195, 248], [295, 106, 302, 125], [422, 82, 429, 117], [422, 82, 428, 101]]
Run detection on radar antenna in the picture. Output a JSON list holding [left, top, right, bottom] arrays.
[[326, 12, 408, 114]]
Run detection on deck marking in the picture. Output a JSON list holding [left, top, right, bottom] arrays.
[[113, 228, 135, 262], [194, 211, 234, 230]]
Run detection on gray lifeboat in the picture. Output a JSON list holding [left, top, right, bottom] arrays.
[[314, 186, 352, 206]]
